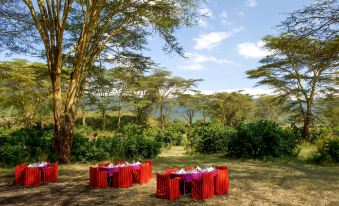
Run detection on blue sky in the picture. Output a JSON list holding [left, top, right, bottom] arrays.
[[145, 0, 313, 95], [0, 0, 314, 95]]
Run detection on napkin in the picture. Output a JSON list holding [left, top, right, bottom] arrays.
[[178, 168, 185, 174]]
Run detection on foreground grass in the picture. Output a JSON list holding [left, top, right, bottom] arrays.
[[0, 146, 338, 206]]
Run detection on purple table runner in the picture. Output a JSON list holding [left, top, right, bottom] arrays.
[[170, 170, 217, 182], [99, 164, 141, 177]]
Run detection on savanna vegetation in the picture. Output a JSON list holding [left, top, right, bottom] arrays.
[[0, 0, 338, 205]]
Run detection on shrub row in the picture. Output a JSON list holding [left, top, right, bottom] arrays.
[[0, 122, 185, 166], [188, 120, 301, 158]]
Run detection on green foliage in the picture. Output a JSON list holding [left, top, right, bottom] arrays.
[[71, 133, 110, 163], [312, 134, 339, 163], [228, 120, 301, 158], [310, 127, 337, 143], [0, 124, 57, 166], [189, 122, 236, 154]]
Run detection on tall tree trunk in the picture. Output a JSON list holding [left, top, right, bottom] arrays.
[[303, 115, 310, 142], [102, 109, 106, 130], [50, 53, 63, 156], [117, 108, 121, 128], [159, 103, 164, 129]]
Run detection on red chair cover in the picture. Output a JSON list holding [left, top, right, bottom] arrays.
[[145, 160, 152, 179], [98, 163, 110, 167], [53, 161, 59, 182], [140, 163, 149, 184], [132, 163, 149, 184], [89, 167, 108, 189], [42, 166, 55, 183], [215, 169, 229, 195], [15, 163, 27, 185], [184, 166, 197, 171], [112, 166, 133, 188], [165, 168, 178, 174], [23, 167, 41, 186], [89, 167, 97, 188], [156, 173, 181, 201], [191, 172, 215, 200], [96, 170, 108, 188], [215, 166, 229, 194], [216, 165, 228, 170]]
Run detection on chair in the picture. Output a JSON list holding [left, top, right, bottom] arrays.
[[53, 161, 59, 182], [112, 166, 133, 188], [15, 163, 27, 185], [215, 169, 229, 195], [42, 166, 55, 183], [23, 167, 41, 186], [215, 166, 229, 194], [216, 165, 228, 170], [156, 173, 181, 201], [89, 167, 108, 189], [165, 168, 178, 174], [145, 160, 152, 179], [133, 163, 149, 184], [98, 163, 110, 167], [191, 172, 215, 200]]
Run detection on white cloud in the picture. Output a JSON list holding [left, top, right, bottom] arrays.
[[220, 10, 232, 26], [236, 11, 245, 17], [237, 40, 271, 58], [178, 52, 237, 71], [194, 27, 244, 50], [199, 7, 213, 17], [197, 6, 213, 28], [186, 52, 235, 65], [178, 63, 204, 71], [220, 10, 228, 19], [201, 88, 274, 96], [245, 0, 257, 7]]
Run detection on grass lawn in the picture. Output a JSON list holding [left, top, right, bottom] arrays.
[[0, 146, 338, 206]]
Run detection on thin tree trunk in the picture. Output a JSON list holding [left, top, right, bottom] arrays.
[[117, 108, 121, 128], [303, 115, 311, 142]]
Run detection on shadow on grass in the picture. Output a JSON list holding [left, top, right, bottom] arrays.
[[0, 150, 338, 205]]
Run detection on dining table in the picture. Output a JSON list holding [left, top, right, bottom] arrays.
[[99, 163, 141, 177], [170, 168, 217, 195]]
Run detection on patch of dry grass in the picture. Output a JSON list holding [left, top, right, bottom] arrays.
[[0, 146, 338, 206]]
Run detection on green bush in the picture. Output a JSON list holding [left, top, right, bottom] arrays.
[[71, 133, 109, 163], [0, 123, 57, 166], [228, 120, 301, 158], [313, 135, 339, 163], [189, 122, 236, 154], [310, 127, 335, 143], [118, 124, 162, 159]]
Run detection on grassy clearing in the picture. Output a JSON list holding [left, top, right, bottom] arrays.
[[0, 146, 338, 206]]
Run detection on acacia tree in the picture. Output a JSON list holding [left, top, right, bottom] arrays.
[[246, 35, 338, 141], [87, 67, 112, 130], [0, 0, 198, 162], [209, 92, 254, 126], [107, 67, 140, 128], [280, 0, 338, 41], [148, 69, 200, 128], [0, 60, 51, 127], [179, 93, 200, 125], [255, 94, 287, 123]]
